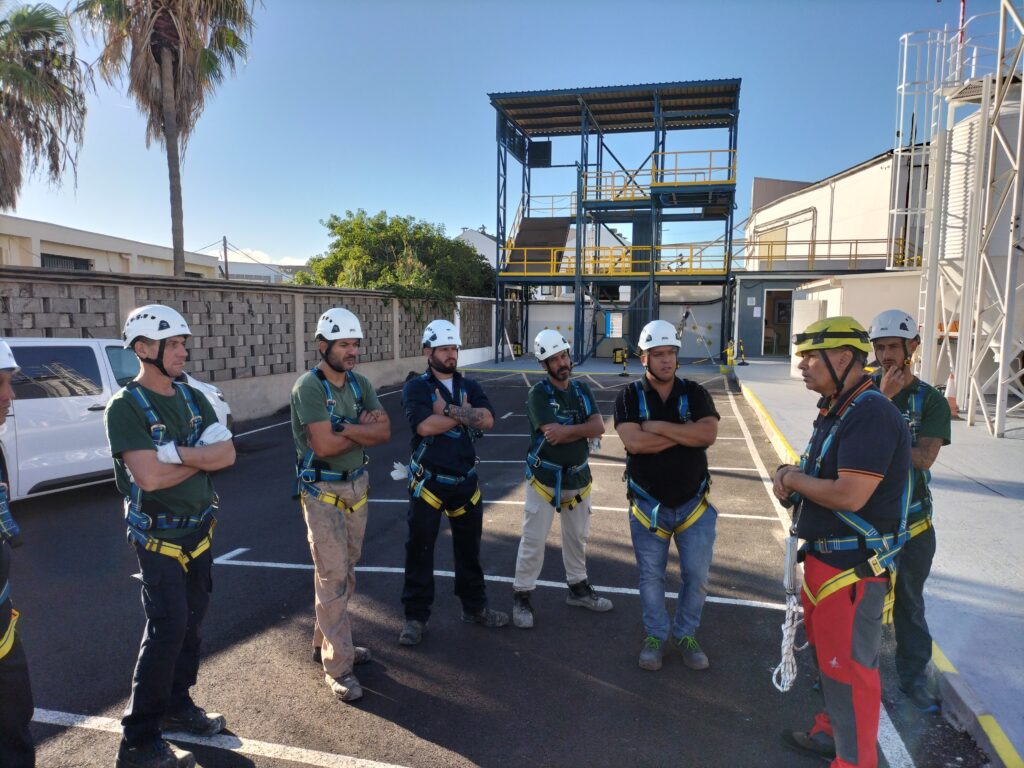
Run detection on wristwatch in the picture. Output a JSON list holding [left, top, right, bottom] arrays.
[[443, 403, 452, 418]]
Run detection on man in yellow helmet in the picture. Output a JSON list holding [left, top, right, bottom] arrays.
[[773, 317, 912, 768]]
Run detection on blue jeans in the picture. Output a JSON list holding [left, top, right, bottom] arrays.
[[629, 493, 717, 642]]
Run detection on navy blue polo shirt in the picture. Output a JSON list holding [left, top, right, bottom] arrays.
[[796, 376, 913, 569], [613, 375, 720, 506], [402, 369, 494, 477]]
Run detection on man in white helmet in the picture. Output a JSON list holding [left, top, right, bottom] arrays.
[[613, 319, 721, 673], [511, 329, 612, 628], [868, 308, 950, 713], [290, 307, 391, 703], [0, 341, 34, 768], [398, 319, 506, 645], [105, 305, 236, 768]]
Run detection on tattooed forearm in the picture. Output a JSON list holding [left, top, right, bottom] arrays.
[[449, 405, 487, 428], [911, 436, 943, 470]]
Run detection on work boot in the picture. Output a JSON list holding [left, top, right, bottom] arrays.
[[638, 636, 663, 671], [901, 683, 941, 713], [325, 672, 363, 702], [565, 579, 614, 612], [461, 607, 510, 628], [780, 730, 836, 762], [116, 739, 195, 768], [399, 619, 426, 646], [672, 635, 710, 670], [160, 702, 226, 736], [312, 646, 372, 665], [512, 590, 534, 628]]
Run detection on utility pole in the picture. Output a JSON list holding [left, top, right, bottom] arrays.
[[223, 235, 230, 280]]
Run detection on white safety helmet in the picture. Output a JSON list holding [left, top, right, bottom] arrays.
[[0, 340, 19, 373], [638, 319, 681, 351], [123, 305, 191, 348], [534, 329, 571, 361], [868, 309, 919, 341], [422, 319, 461, 348], [316, 307, 363, 340]]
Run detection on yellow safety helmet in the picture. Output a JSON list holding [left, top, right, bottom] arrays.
[[792, 316, 871, 356]]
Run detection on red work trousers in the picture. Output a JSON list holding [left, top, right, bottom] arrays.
[[802, 554, 889, 768]]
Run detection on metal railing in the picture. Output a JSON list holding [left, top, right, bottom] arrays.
[[582, 150, 737, 201]]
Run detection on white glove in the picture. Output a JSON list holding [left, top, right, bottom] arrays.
[[155, 442, 182, 464], [198, 423, 233, 446], [391, 461, 409, 481]]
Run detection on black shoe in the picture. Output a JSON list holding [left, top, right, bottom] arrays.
[[780, 730, 835, 763], [900, 683, 941, 713], [399, 619, 426, 646], [512, 590, 534, 628], [116, 739, 195, 768], [160, 703, 226, 736], [313, 646, 370, 665], [461, 607, 510, 628]]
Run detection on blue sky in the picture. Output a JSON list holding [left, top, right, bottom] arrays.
[[12, 0, 970, 265]]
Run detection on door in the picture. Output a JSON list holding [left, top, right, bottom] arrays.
[[762, 289, 793, 356], [9, 342, 113, 495]]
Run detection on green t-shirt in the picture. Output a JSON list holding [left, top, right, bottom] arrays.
[[104, 383, 219, 540], [290, 369, 381, 473], [890, 379, 951, 519], [526, 378, 597, 490]]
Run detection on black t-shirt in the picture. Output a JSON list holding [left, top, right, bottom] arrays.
[[795, 377, 913, 569], [613, 375, 720, 506], [403, 369, 495, 477]]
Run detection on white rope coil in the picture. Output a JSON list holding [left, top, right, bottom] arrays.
[[772, 592, 808, 692]]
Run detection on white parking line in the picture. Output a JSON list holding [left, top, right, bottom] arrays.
[[724, 390, 915, 768], [32, 708, 409, 768], [476, 459, 760, 473], [214, 549, 786, 611], [235, 420, 290, 438]]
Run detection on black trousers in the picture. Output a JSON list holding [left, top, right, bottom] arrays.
[[0, 542, 34, 768], [402, 481, 486, 622], [122, 533, 212, 747], [894, 523, 937, 690]]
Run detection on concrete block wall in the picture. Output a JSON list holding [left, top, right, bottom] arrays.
[[458, 299, 492, 350], [0, 280, 120, 338], [303, 293, 393, 368], [399, 302, 454, 358]]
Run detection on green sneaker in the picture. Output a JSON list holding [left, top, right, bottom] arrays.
[[638, 636, 663, 671], [673, 635, 709, 670]]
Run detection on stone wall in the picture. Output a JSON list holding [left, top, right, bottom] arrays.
[[399, 301, 454, 358], [458, 299, 492, 350], [0, 279, 120, 338]]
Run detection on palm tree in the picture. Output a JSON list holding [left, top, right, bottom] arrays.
[[75, 0, 255, 275], [0, 2, 87, 210]]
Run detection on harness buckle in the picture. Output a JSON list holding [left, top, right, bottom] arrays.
[[867, 554, 885, 577]]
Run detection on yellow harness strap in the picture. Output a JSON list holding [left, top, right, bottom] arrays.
[[141, 520, 218, 572], [414, 484, 481, 519], [630, 494, 709, 541], [528, 476, 592, 512], [802, 558, 897, 625], [0, 608, 19, 661], [304, 488, 369, 516], [907, 517, 932, 539]]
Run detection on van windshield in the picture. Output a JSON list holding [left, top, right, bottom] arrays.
[[105, 346, 142, 387]]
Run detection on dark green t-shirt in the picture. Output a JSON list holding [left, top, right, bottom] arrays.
[[290, 369, 381, 473], [890, 379, 951, 519], [104, 383, 219, 540], [526, 379, 597, 490]]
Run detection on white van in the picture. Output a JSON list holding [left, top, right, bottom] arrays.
[[1, 338, 232, 501]]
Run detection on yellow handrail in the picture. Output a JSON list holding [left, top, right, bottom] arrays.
[[652, 150, 736, 186]]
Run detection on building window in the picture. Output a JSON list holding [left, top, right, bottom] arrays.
[[540, 285, 553, 296], [41, 253, 91, 271], [184, 271, 203, 278]]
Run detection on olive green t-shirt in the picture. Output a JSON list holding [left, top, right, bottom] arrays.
[[890, 379, 951, 519], [104, 383, 219, 540], [290, 369, 381, 473], [526, 379, 597, 490]]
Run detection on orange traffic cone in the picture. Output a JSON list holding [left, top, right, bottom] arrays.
[[946, 370, 960, 420]]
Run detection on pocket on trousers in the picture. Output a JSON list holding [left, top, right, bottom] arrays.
[[133, 571, 168, 621]]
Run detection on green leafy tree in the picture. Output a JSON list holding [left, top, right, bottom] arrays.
[[0, 2, 87, 210], [74, 0, 256, 275], [297, 209, 495, 299]]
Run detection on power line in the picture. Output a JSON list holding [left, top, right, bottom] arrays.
[[224, 241, 291, 280]]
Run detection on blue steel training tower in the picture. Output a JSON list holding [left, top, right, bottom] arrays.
[[490, 79, 741, 363]]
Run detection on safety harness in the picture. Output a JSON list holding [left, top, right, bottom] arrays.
[[525, 380, 594, 511], [0, 476, 20, 661], [295, 368, 369, 515], [796, 380, 911, 621], [625, 378, 709, 535], [123, 382, 217, 571], [407, 372, 480, 517]]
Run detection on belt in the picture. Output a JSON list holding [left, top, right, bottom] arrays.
[[528, 476, 591, 513], [413, 483, 481, 519], [129, 519, 217, 572], [802, 554, 897, 624], [0, 608, 19, 661], [809, 529, 908, 554], [907, 516, 933, 539], [302, 484, 369, 516], [630, 493, 709, 540], [298, 465, 366, 484]]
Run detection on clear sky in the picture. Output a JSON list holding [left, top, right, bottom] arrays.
[[12, 0, 972, 266]]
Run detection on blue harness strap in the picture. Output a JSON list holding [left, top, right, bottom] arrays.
[[408, 373, 477, 498], [871, 373, 932, 519], [798, 383, 911, 572], [296, 368, 368, 494], [0, 481, 19, 544], [525, 379, 594, 510], [124, 382, 211, 532]]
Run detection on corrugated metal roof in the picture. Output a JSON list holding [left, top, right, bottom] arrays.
[[489, 79, 741, 136]]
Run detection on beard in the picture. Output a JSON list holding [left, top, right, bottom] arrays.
[[546, 360, 572, 381], [321, 342, 355, 373], [428, 353, 457, 375]]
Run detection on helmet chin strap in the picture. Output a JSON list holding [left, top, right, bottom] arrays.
[[139, 339, 171, 378], [319, 340, 350, 374], [819, 350, 852, 399]]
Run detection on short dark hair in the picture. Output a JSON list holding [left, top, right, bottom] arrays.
[[841, 345, 868, 366]]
